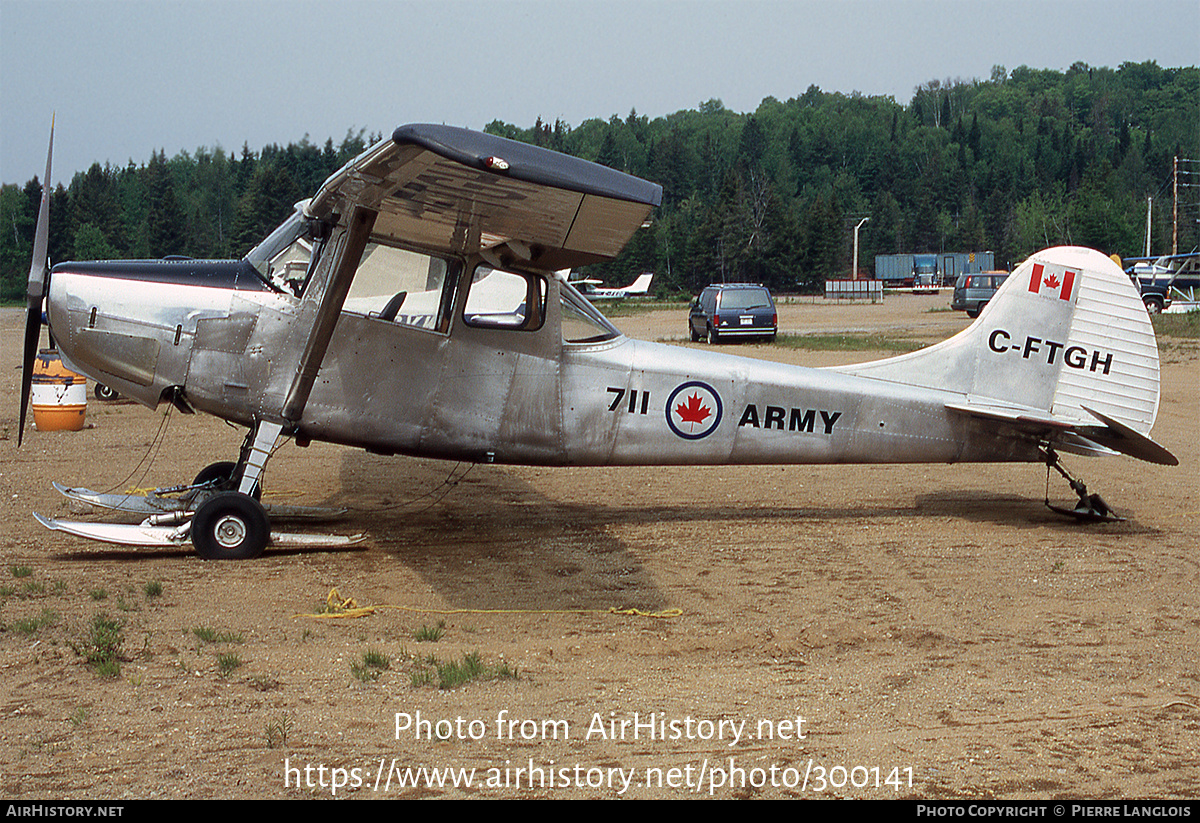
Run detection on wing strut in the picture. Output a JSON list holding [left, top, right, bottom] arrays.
[[281, 205, 377, 423]]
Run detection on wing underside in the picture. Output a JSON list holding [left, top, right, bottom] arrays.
[[308, 124, 662, 270]]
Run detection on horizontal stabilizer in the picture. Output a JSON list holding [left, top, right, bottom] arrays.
[[1077, 405, 1178, 466], [946, 401, 1177, 465], [945, 401, 1077, 430]]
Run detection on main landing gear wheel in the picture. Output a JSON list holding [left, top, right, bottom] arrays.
[[94, 383, 119, 401], [191, 461, 261, 500], [193, 461, 238, 491], [192, 492, 270, 560]]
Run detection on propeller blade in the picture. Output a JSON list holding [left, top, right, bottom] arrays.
[[18, 116, 54, 447]]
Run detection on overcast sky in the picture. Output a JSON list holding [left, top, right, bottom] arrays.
[[2, 0, 1197, 188]]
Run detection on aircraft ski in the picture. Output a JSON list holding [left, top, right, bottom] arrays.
[[18, 122, 1177, 559], [34, 512, 365, 550], [51, 482, 346, 520]]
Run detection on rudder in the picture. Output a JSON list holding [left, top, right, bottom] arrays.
[[833, 247, 1161, 435]]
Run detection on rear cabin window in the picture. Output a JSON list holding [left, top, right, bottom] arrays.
[[462, 265, 546, 331]]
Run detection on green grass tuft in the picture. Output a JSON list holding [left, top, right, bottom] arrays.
[[265, 714, 293, 749], [80, 613, 124, 678], [351, 648, 391, 683], [216, 652, 243, 677], [413, 620, 445, 642], [408, 651, 519, 691], [192, 626, 244, 644], [11, 608, 59, 636]]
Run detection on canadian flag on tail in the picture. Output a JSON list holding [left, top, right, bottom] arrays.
[[1028, 262, 1077, 301]]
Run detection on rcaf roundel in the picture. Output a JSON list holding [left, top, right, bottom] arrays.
[[665, 381, 723, 440]]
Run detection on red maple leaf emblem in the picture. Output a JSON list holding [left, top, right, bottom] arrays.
[[675, 392, 712, 426], [1044, 272, 1060, 290]]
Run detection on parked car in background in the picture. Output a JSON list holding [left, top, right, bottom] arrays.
[[1125, 253, 1200, 313], [689, 283, 778, 343], [950, 271, 1008, 318]]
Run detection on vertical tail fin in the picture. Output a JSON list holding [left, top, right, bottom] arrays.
[[626, 272, 653, 294], [833, 247, 1161, 436]]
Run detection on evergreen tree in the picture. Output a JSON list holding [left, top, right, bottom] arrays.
[[144, 150, 186, 257]]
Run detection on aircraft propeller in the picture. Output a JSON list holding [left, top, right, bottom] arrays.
[[19, 117, 54, 447]]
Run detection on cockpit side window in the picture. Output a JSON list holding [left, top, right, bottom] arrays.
[[342, 241, 459, 334], [462, 265, 546, 331]]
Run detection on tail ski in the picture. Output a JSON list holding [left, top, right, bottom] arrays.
[[832, 247, 1176, 465]]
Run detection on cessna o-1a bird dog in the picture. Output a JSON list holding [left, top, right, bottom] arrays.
[[20, 123, 1177, 559]]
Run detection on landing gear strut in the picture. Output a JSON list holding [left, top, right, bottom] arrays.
[[39, 419, 363, 554], [1040, 446, 1124, 522], [189, 420, 284, 559]]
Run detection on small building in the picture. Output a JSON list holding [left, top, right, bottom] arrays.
[[875, 252, 995, 286], [825, 279, 884, 302]]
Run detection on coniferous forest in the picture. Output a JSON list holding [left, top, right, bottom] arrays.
[[2, 61, 1196, 301]]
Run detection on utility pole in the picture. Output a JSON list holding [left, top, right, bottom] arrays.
[[1144, 197, 1152, 257], [852, 217, 869, 280]]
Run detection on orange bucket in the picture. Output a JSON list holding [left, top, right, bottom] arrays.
[[31, 349, 87, 432]]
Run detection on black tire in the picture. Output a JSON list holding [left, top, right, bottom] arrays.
[[707, 325, 719, 344], [192, 461, 261, 500], [1143, 295, 1163, 314], [94, 383, 119, 401], [193, 461, 238, 490], [690, 323, 701, 342], [966, 307, 980, 319], [192, 492, 269, 560]]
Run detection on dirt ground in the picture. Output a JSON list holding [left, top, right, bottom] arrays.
[[1, 297, 1196, 799]]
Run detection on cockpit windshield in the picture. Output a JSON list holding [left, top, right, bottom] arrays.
[[244, 201, 324, 295], [560, 280, 621, 343]]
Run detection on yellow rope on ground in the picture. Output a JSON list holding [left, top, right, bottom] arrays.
[[295, 588, 682, 620], [122, 486, 306, 498]]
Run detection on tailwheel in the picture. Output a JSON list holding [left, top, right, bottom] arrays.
[[1041, 446, 1125, 523], [192, 492, 270, 559]]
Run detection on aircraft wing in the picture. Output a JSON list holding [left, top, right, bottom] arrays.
[[307, 124, 662, 270], [946, 401, 1178, 465]]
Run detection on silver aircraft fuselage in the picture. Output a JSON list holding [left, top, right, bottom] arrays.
[[47, 258, 1033, 471]]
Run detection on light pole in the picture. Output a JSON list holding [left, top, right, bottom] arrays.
[[852, 217, 869, 280]]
